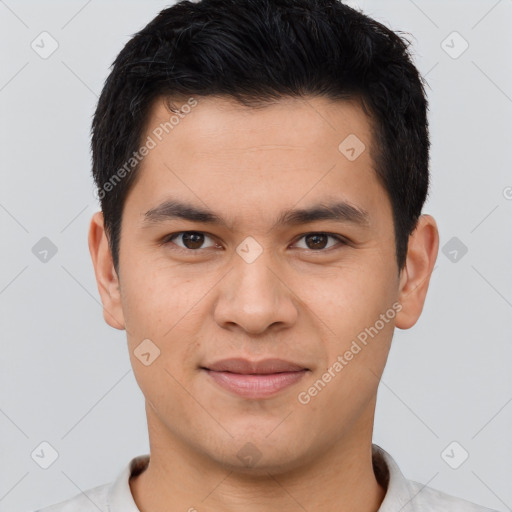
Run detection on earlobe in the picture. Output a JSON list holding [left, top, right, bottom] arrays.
[[88, 211, 126, 330], [395, 214, 439, 330]]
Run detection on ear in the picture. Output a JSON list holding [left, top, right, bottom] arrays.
[[395, 214, 439, 329], [88, 211, 125, 330]]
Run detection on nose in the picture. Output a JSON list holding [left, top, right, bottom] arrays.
[[213, 249, 299, 335]]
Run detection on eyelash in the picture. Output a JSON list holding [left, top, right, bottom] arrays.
[[160, 231, 349, 254]]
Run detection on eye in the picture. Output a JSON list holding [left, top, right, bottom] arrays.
[[163, 231, 218, 251], [161, 231, 348, 253], [292, 232, 347, 251]]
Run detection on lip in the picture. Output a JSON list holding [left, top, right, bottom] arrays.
[[201, 358, 309, 399]]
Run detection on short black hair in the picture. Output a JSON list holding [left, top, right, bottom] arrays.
[[91, 0, 430, 274]]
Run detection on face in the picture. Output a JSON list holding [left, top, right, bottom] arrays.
[[90, 95, 438, 474]]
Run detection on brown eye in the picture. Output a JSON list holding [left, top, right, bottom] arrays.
[[293, 233, 345, 251], [166, 231, 216, 250], [305, 233, 329, 250]]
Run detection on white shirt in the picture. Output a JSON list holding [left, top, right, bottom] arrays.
[[34, 444, 498, 512]]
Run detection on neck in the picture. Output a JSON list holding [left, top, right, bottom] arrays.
[[130, 400, 386, 512]]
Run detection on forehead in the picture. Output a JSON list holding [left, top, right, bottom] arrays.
[[143, 94, 375, 156], [123, 94, 390, 232]]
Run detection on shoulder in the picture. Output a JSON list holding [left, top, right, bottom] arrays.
[[372, 444, 498, 512], [407, 480, 498, 512], [32, 482, 110, 512], [31, 454, 149, 512]]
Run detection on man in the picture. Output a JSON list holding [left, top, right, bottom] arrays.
[[36, 0, 496, 510]]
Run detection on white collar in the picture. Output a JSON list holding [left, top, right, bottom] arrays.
[[106, 444, 442, 512]]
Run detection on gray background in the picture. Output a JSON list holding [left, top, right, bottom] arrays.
[[1, 1, 511, 511]]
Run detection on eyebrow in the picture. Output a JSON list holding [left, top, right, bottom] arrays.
[[142, 198, 370, 231]]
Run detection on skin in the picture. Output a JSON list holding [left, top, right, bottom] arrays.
[[89, 95, 439, 512]]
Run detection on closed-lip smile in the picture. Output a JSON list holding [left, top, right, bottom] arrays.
[[201, 358, 309, 399]]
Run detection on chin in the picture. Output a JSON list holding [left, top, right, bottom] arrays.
[[216, 449, 307, 477], [203, 428, 315, 476]]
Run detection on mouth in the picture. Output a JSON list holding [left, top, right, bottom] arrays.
[[200, 358, 309, 399]]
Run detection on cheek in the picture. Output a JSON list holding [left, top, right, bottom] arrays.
[[300, 259, 399, 391], [119, 261, 212, 383], [305, 264, 396, 332], [119, 257, 203, 338]]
